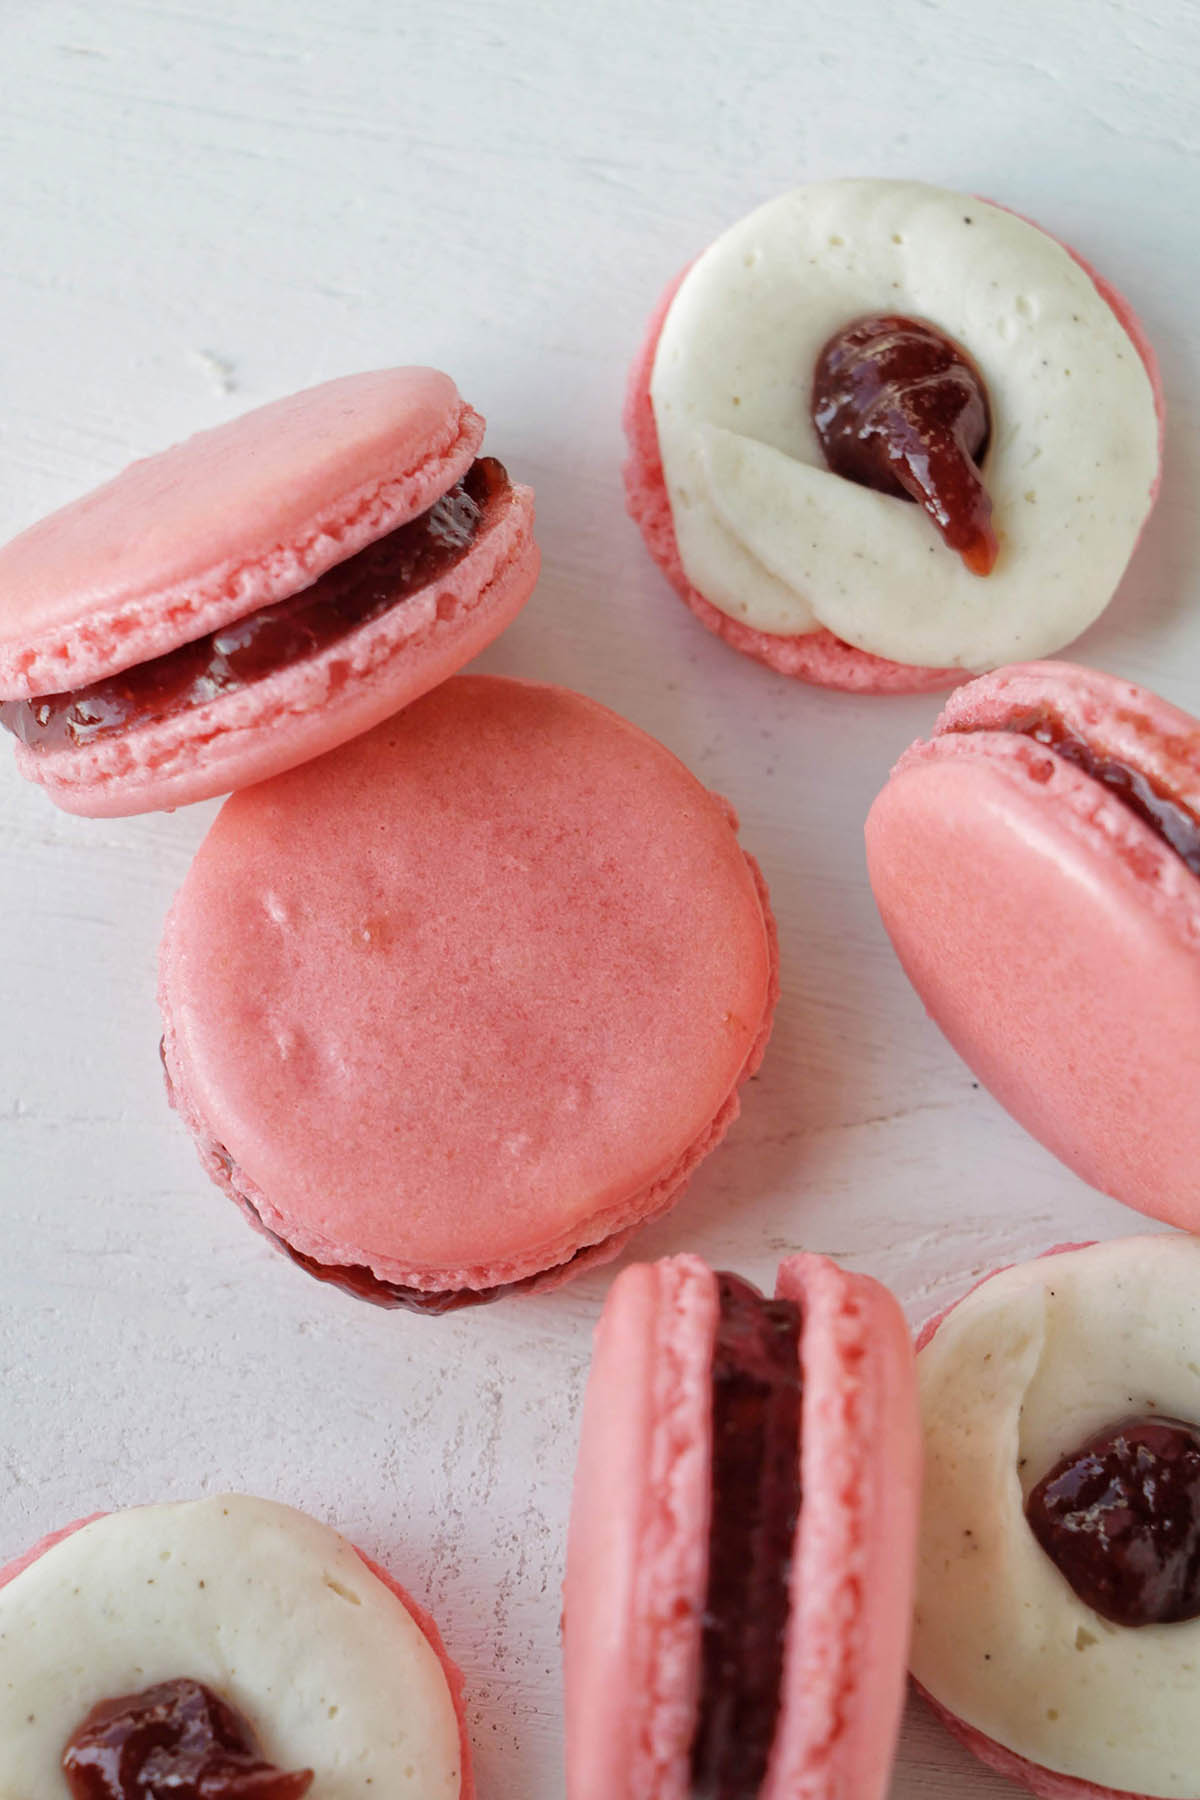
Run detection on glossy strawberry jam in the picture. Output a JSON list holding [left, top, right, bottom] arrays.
[[691, 1273, 803, 1800], [1, 459, 508, 753], [995, 708, 1200, 880], [1026, 1417, 1200, 1627], [812, 315, 997, 575], [61, 1678, 313, 1799]]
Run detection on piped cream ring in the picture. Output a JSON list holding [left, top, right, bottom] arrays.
[[0, 1495, 465, 1798], [650, 180, 1160, 672], [912, 1236, 1200, 1799]]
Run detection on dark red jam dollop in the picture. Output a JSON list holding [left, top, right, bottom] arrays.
[[690, 1273, 803, 1800], [1000, 708, 1200, 881], [812, 314, 997, 576], [1026, 1417, 1200, 1627], [1, 458, 507, 754], [61, 1678, 313, 1800]]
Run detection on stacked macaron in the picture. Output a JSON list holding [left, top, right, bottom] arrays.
[[866, 661, 1200, 1224], [0, 368, 538, 814], [563, 1252, 921, 1800]]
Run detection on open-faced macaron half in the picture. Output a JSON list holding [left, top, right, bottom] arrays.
[[562, 1251, 920, 1799], [0, 368, 538, 815], [0, 1493, 471, 1797], [159, 676, 778, 1311], [626, 179, 1161, 692], [913, 1235, 1200, 1800], [866, 661, 1200, 1227]]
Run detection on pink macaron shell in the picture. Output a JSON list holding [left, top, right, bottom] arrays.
[[563, 1255, 718, 1800], [624, 212, 1161, 694], [161, 916, 773, 1301], [911, 1244, 1156, 1800], [0, 1511, 474, 1799], [19, 479, 539, 816], [158, 678, 778, 1295], [0, 369, 483, 699], [866, 666, 1200, 1226], [763, 1253, 921, 1800]]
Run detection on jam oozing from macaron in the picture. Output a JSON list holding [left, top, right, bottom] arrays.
[[812, 315, 998, 576], [61, 1677, 313, 1799], [1025, 1416, 1200, 1627], [261, 1210, 586, 1314], [986, 709, 1200, 879], [0, 459, 509, 753], [690, 1273, 802, 1800]]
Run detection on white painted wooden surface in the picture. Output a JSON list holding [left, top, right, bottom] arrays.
[[1, 1, 1198, 1792]]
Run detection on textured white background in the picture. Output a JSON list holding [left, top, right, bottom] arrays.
[[1, 1, 1198, 1793]]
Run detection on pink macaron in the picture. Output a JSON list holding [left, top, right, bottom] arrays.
[[159, 675, 778, 1312], [626, 181, 1161, 693], [562, 1250, 920, 1800], [911, 1236, 1200, 1799], [0, 368, 538, 815], [0, 1493, 473, 1796], [865, 661, 1200, 1227]]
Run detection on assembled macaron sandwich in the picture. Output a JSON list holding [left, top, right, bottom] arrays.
[[626, 179, 1161, 691], [562, 1251, 920, 1799], [0, 1493, 471, 1797], [913, 1235, 1200, 1799], [866, 661, 1200, 1226], [159, 676, 778, 1311], [0, 368, 538, 814]]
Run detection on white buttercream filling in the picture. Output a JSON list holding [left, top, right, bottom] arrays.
[[650, 180, 1158, 670], [912, 1236, 1200, 1797], [0, 1495, 462, 1798]]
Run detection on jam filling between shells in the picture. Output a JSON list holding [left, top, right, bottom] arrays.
[[252, 1197, 588, 1315], [1026, 1416, 1200, 1628], [812, 314, 997, 576], [61, 1676, 313, 1800], [690, 1273, 803, 1800], [971, 708, 1200, 880], [1, 458, 509, 754]]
